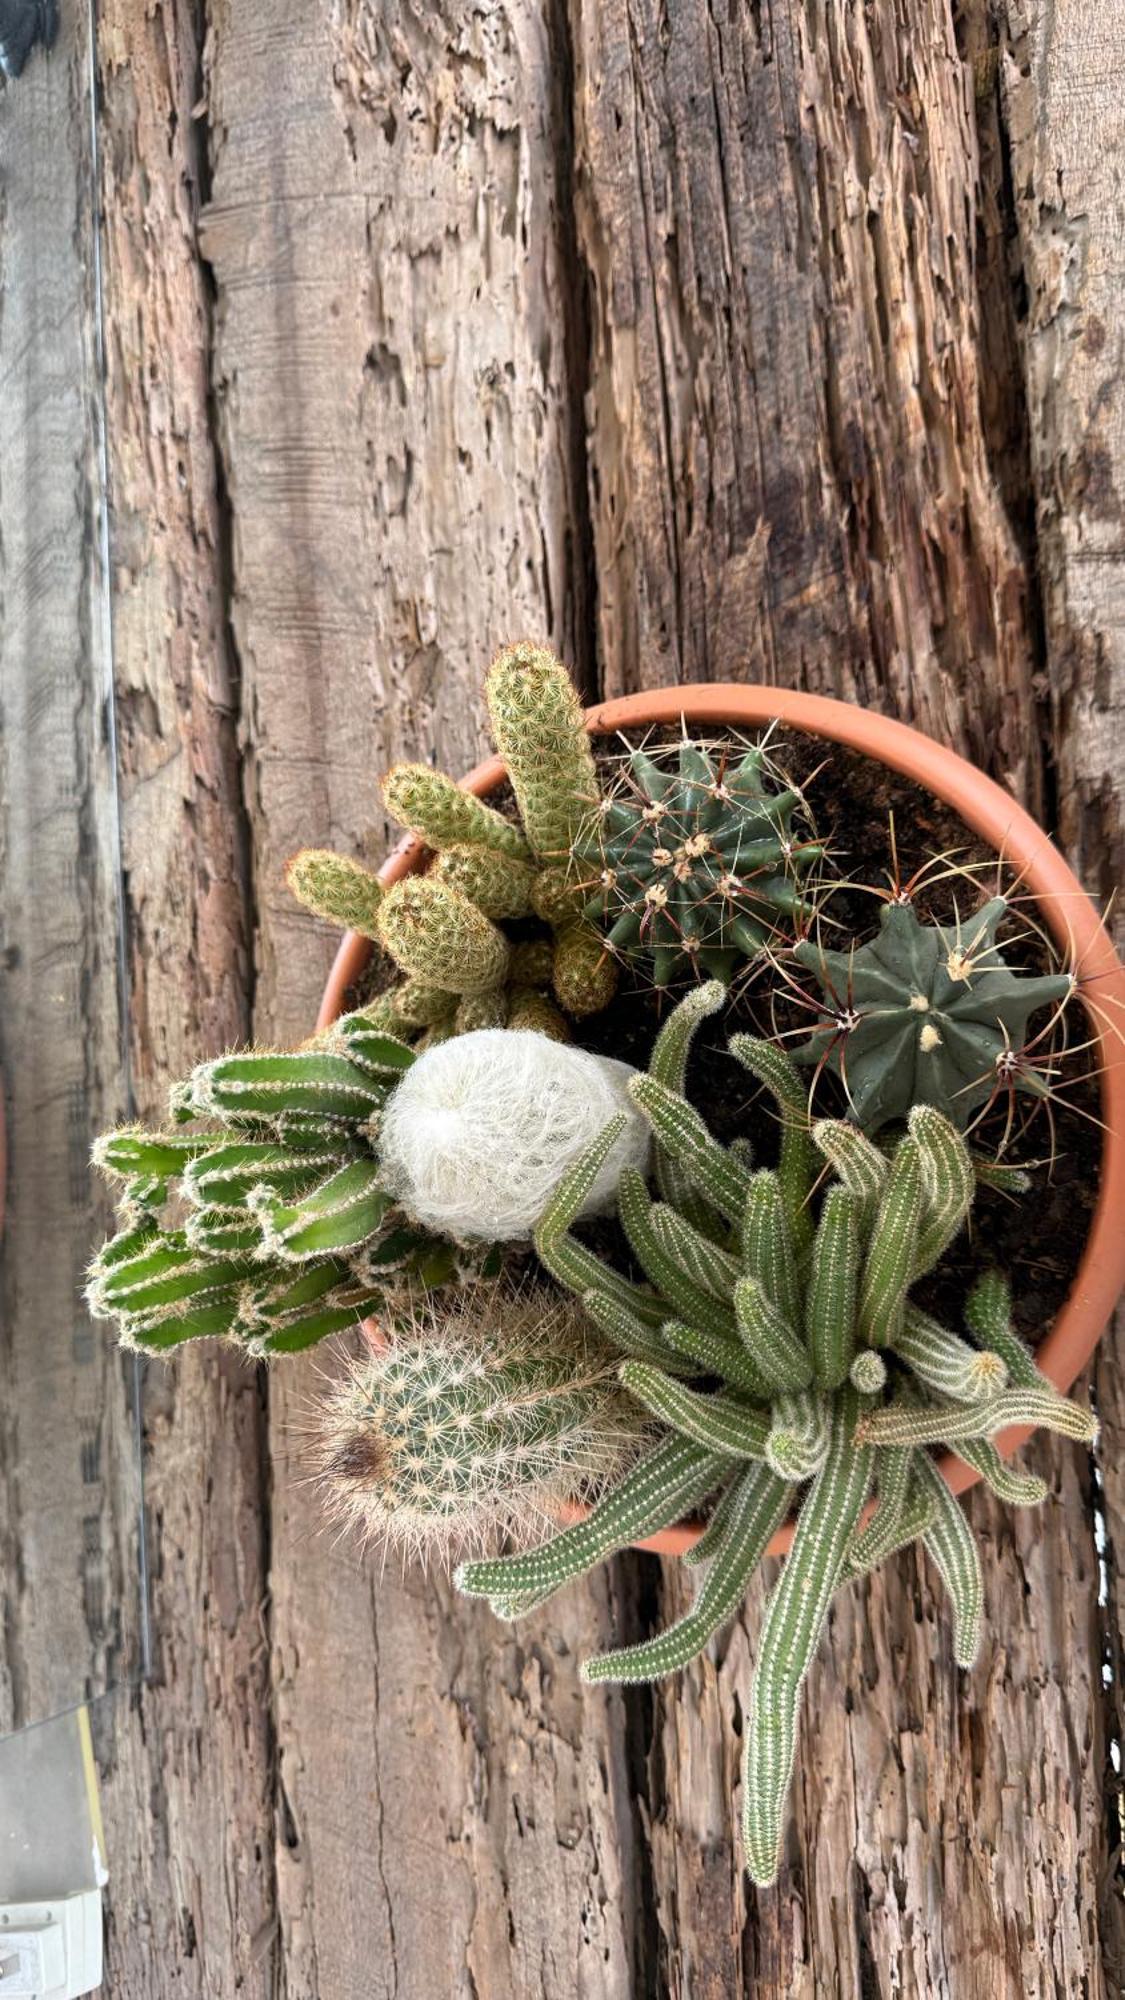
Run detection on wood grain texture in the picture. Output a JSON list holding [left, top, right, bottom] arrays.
[[199, 3, 641, 1991], [0, 0, 142, 1737], [0, 0, 1115, 1991], [93, 2, 274, 1992]]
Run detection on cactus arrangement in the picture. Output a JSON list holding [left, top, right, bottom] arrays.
[[574, 736, 824, 986], [88, 641, 1103, 1891], [790, 896, 1075, 1131], [287, 642, 616, 1039], [455, 984, 1094, 1881]]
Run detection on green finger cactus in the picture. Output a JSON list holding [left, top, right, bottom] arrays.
[[485, 640, 600, 861], [286, 849, 385, 938], [313, 1284, 651, 1560], [380, 763, 531, 861], [87, 1011, 474, 1359], [792, 896, 1075, 1131], [455, 983, 1094, 1884], [376, 877, 511, 996], [574, 737, 824, 986]]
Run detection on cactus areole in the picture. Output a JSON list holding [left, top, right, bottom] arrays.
[[318, 684, 1125, 1557]]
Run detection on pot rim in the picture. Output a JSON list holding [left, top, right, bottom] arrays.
[[317, 683, 1125, 1559]]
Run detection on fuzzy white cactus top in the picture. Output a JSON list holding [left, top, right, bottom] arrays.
[[377, 1028, 651, 1242]]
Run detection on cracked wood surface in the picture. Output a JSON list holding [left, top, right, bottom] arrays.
[[0, 0, 1120, 1993]]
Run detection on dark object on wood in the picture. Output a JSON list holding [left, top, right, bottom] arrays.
[[0, 0, 57, 79]]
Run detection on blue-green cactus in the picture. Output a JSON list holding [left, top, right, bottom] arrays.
[[792, 896, 1074, 1131]]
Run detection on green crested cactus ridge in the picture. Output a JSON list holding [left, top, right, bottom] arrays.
[[314, 1284, 651, 1560], [88, 1010, 476, 1358], [574, 737, 824, 986], [792, 895, 1075, 1131], [455, 982, 1095, 1884], [285, 644, 616, 1034]]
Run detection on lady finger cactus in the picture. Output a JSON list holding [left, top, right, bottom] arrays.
[[376, 877, 510, 996]]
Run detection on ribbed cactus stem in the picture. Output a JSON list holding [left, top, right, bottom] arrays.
[[856, 1387, 1097, 1447], [582, 1463, 792, 1684], [794, 896, 1074, 1131], [742, 1387, 873, 1885], [891, 1304, 1008, 1402], [286, 849, 385, 938], [457, 1434, 727, 1605], [316, 1287, 646, 1557], [619, 1362, 772, 1458]]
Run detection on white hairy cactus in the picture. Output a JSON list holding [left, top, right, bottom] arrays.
[[377, 1028, 651, 1241]]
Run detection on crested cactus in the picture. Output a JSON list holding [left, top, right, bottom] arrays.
[[456, 982, 1094, 1884], [314, 1285, 651, 1559], [574, 737, 824, 986], [88, 1012, 467, 1358], [792, 895, 1075, 1131]]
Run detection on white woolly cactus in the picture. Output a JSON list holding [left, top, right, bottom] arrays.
[[376, 1028, 651, 1241], [314, 1286, 651, 1561]]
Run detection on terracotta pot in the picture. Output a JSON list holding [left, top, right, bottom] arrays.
[[317, 685, 1125, 1558]]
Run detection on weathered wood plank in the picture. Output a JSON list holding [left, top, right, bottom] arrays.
[[0, 0, 142, 1738], [574, 1, 1117, 1992], [1003, 2, 1125, 1987], [200, 4, 639, 1991], [92, 1, 274, 1991]]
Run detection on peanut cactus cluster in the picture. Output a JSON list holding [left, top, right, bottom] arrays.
[[574, 737, 823, 986], [792, 895, 1075, 1131], [287, 642, 616, 1042], [87, 639, 1098, 1889], [457, 984, 1094, 1882]]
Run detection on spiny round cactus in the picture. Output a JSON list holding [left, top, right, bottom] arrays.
[[792, 895, 1075, 1131], [575, 737, 824, 986], [314, 1286, 650, 1560], [457, 983, 1095, 1885], [376, 1029, 650, 1243]]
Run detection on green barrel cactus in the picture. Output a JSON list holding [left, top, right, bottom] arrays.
[[315, 1284, 651, 1559], [456, 983, 1094, 1884], [286, 642, 616, 1033], [792, 895, 1075, 1131], [574, 738, 824, 986], [87, 1010, 471, 1358]]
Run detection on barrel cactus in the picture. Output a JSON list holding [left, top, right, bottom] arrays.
[[315, 1284, 651, 1559], [286, 642, 616, 1035], [792, 895, 1075, 1131], [456, 984, 1094, 1884], [573, 738, 823, 986], [87, 1011, 467, 1357]]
